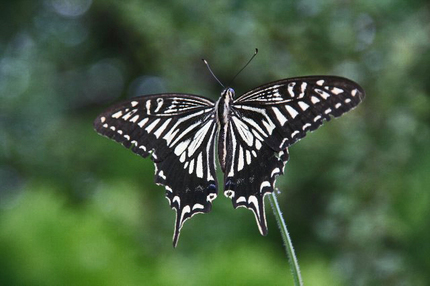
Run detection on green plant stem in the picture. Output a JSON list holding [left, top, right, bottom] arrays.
[[269, 191, 303, 286]]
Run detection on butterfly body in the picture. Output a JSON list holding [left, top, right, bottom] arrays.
[[94, 75, 365, 247], [216, 87, 235, 172]]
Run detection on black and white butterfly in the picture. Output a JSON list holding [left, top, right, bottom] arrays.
[[94, 73, 365, 247]]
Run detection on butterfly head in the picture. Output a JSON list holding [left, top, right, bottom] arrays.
[[222, 87, 235, 101]]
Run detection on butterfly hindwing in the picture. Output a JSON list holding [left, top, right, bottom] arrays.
[[223, 113, 290, 234], [154, 118, 218, 247], [94, 94, 218, 246]]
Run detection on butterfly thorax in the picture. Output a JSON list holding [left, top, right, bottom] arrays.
[[216, 88, 235, 125], [215, 88, 235, 172]]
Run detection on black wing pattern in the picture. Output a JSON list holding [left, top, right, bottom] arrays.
[[225, 76, 365, 234], [94, 94, 218, 247]]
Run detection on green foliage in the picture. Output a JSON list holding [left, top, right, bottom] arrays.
[[1, 0, 429, 285]]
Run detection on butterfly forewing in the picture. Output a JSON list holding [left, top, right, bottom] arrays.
[[94, 94, 218, 246], [234, 76, 365, 150]]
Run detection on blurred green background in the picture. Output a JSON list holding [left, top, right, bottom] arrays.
[[1, 0, 430, 285]]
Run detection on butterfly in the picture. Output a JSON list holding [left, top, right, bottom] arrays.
[[94, 72, 365, 247]]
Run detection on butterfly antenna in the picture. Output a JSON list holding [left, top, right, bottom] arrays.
[[228, 48, 258, 86], [202, 58, 225, 89]]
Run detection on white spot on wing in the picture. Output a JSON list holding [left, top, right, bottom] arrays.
[[238, 146, 244, 172], [311, 96, 320, 104], [260, 181, 271, 192], [173, 196, 180, 208], [271, 167, 280, 177], [298, 101, 309, 111], [299, 82, 307, 97], [303, 123, 311, 130], [154, 98, 163, 113], [151, 152, 158, 160], [100, 116, 106, 123], [280, 138, 288, 148], [131, 101, 138, 107], [146, 100, 151, 114], [272, 107, 288, 125], [158, 170, 166, 180], [196, 153, 204, 179], [332, 87, 344, 95], [145, 118, 160, 133], [138, 118, 149, 128], [285, 105, 298, 119], [287, 82, 296, 97], [246, 150, 251, 165], [316, 80, 324, 86], [224, 190, 235, 198], [188, 158, 195, 174], [207, 193, 217, 202], [255, 139, 262, 150], [112, 111, 123, 118], [179, 152, 186, 163], [130, 115, 139, 123], [192, 204, 204, 211]]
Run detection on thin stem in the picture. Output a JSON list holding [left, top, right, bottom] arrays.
[[269, 191, 303, 286]]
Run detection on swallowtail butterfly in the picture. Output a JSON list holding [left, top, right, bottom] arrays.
[[94, 69, 365, 247]]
